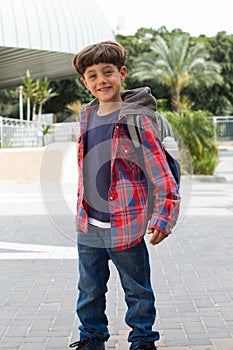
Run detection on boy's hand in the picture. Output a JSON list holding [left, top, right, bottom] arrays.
[[147, 228, 168, 245]]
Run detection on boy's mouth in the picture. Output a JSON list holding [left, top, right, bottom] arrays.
[[98, 86, 111, 92]]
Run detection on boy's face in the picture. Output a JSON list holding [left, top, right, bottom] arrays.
[[81, 63, 126, 104]]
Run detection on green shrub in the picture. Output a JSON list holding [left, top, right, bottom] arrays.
[[164, 110, 219, 175]]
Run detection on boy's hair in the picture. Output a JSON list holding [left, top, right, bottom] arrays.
[[73, 40, 127, 77]]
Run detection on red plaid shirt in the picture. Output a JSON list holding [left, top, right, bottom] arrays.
[[76, 107, 181, 250]]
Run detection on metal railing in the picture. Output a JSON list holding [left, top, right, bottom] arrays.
[[53, 122, 79, 143], [212, 116, 233, 141], [1, 115, 232, 148], [0, 117, 42, 148], [0, 117, 80, 148]]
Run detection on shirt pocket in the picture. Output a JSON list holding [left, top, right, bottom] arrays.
[[117, 139, 138, 170]]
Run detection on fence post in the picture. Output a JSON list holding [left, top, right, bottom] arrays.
[[0, 116, 2, 148], [212, 116, 217, 143]]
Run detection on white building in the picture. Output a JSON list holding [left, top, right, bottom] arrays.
[[0, 0, 114, 88]]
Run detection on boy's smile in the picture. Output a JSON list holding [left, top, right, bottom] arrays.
[[81, 63, 126, 105]]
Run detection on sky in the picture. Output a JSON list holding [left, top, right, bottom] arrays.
[[94, 0, 233, 37]]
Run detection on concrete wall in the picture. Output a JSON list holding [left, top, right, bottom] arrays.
[[0, 142, 78, 183]]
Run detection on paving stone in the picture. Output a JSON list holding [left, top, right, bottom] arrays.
[[0, 149, 233, 349]]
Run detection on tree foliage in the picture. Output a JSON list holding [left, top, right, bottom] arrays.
[[1, 27, 233, 119], [187, 32, 233, 114], [0, 89, 18, 118], [130, 34, 223, 112], [116, 29, 233, 115], [21, 70, 57, 122]]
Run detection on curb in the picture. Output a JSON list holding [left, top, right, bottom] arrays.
[[191, 175, 227, 183]]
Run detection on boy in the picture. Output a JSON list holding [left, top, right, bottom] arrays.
[[70, 41, 180, 350]]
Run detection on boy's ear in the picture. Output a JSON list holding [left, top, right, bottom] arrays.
[[80, 77, 88, 89], [120, 66, 127, 81]]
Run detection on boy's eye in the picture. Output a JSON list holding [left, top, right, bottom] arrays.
[[88, 74, 96, 79], [104, 70, 112, 75]]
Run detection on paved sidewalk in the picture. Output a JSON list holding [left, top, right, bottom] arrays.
[[0, 148, 232, 349]]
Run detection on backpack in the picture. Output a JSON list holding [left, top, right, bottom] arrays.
[[126, 112, 181, 214]]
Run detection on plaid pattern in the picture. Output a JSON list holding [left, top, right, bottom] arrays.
[[76, 107, 181, 250]]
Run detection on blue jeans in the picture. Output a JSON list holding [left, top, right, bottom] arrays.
[[76, 224, 160, 349]]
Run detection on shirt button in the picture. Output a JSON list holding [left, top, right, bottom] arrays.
[[109, 196, 114, 201], [124, 149, 128, 154], [116, 125, 119, 129]]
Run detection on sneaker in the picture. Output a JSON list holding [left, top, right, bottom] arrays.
[[134, 343, 158, 349], [69, 337, 105, 350]]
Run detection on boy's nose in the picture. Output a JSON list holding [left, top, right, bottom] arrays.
[[98, 74, 107, 84]]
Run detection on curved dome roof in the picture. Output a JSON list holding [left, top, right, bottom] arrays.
[[0, 0, 114, 88]]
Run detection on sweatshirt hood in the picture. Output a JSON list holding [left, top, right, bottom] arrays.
[[85, 86, 157, 118], [120, 86, 156, 117]]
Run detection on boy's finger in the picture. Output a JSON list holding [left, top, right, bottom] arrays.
[[149, 229, 168, 245], [147, 227, 154, 234]]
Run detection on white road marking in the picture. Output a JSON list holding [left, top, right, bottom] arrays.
[[0, 241, 77, 260]]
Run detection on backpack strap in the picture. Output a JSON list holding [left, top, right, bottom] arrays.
[[126, 113, 181, 188], [127, 112, 173, 146], [127, 115, 141, 148], [155, 111, 173, 139]]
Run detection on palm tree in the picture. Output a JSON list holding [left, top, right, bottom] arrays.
[[32, 79, 41, 121], [132, 34, 223, 112], [66, 100, 84, 122], [36, 77, 57, 124], [22, 70, 36, 122], [42, 124, 53, 146]]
